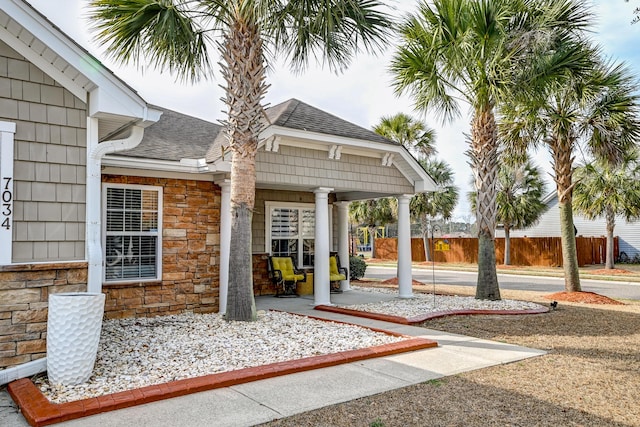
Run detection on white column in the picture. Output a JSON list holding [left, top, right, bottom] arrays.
[[313, 187, 333, 306], [397, 194, 413, 298], [218, 180, 231, 314], [85, 117, 102, 293], [0, 121, 16, 265], [336, 201, 351, 291]]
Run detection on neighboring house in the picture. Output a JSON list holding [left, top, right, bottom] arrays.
[[495, 192, 640, 258], [0, 0, 437, 372]]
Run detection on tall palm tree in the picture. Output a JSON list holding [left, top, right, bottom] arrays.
[[349, 199, 394, 258], [411, 159, 458, 262], [502, 49, 640, 290], [390, 0, 589, 300], [88, 0, 392, 321], [373, 113, 437, 159], [470, 156, 546, 265], [573, 151, 640, 269]]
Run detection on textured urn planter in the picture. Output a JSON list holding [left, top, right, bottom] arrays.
[[46, 292, 105, 386]]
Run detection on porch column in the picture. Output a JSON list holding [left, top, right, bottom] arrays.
[[397, 194, 413, 298], [314, 187, 333, 306], [335, 201, 351, 291], [218, 180, 231, 314]]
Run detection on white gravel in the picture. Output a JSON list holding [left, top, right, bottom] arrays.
[[36, 310, 405, 404], [35, 288, 544, 404], [346, 286, 544, 318]]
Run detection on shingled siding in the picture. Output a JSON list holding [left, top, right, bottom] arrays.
[[0, 41, 87, 262], [101, 175, 220, 319], [0, 262, 87, 368], [256, 146, 414, 195]]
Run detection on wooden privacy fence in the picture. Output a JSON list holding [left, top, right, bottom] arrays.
[[374, 236, 616, 267]]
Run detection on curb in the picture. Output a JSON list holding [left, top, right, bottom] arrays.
[[314, 305, 550, 325]]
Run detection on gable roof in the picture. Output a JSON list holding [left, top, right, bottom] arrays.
[[2, 0, 159, 137], [265, 99, 394, 145]]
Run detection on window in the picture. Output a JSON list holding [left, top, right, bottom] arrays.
[[266, 202, 325, 268], [103, 184, 162, 282]]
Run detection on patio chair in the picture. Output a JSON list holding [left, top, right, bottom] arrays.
[[268, 256, 306, 297], [329, 253, 348, 294]]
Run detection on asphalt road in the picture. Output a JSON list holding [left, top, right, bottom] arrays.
[[363, 266, 640, 301]]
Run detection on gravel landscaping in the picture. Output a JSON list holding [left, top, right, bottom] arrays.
[[34, 311, 406, 404], [345, 286, 543, 317]]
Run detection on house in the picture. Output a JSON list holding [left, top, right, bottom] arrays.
[[0, 0, 437, 373], [495, 191, 640, 259]]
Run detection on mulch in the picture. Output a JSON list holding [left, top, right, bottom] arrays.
[[544, 291, 625, 305]]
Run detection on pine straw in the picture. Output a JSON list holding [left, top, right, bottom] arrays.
[[262, 285, 640, 427]]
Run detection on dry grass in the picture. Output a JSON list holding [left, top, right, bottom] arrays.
[[262, 285, 640, 427]]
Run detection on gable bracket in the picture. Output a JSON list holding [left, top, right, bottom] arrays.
[[381, 152, 394, 167], [265, 136, 281, 152], [328, 144, 342, 160]]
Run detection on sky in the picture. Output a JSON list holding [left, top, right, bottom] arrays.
[[27, 0, 640, 221]]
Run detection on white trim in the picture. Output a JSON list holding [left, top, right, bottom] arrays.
[[2, 0, 149, 118], [103, 155, 215, 174], [0, 121, 16, 265], [101, 183, 163, 284], [265, 201, 327, 268], [259, 126, 437, 193], [218, 180, 231, 314]]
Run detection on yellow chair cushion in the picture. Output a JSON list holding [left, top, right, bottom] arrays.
[[329, 256, 346, 281], [272, 257, 305, 282]]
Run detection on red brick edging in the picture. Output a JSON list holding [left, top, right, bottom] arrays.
[[7, 317, 437, 427], [314, 305, 550, 325]]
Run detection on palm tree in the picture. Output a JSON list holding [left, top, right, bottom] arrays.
[[390, 0, 588, 300], [349, 199, 394, 258], [502, 49, 640, 291], [411, 159, 458, 261], [373, 113, 437, 159], [88, 0, 392, 321], [470, 156, 546, 265], [573, 151, 640, 269]]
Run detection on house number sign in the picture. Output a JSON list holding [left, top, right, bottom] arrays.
[[2, 177, 11, 230], [0, 121, 16, 265]]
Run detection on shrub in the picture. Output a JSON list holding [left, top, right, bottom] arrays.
[[349, 255, 367, 280]]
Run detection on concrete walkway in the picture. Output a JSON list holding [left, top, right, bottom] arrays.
[[1, 291, 546, 427]]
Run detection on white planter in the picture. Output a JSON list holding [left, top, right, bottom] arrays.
[[46, 292, 105, 386]]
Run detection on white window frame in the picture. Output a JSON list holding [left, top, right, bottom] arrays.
[[102, 183, 163, 283], [0, 121, 16, 265], [265, 201, 333, 268]]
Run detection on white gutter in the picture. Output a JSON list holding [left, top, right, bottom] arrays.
[[86, 120, 145, 293]]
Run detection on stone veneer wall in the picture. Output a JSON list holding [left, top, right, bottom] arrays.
[[0, 262, 87, 368], [101, 175, 220, 319]]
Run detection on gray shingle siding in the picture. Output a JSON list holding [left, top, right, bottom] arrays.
[[0, 41, 86, 262]]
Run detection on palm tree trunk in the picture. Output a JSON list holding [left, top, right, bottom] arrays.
[[559, 200, 581, 291], [221, 20, 268, 321], [552, 136, 581, 292], [504, 225, 511, 265], [470, 108, 501, 300], [605, 207, 615, 269]]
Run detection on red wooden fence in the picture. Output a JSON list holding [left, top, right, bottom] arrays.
[[374, 236, 616, 267]]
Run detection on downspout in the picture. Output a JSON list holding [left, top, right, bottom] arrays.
[[86, 119, 145, 293], [0, 122, 144, 386]]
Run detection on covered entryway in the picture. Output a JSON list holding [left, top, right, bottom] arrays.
[[214, 99, 437, 308]]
